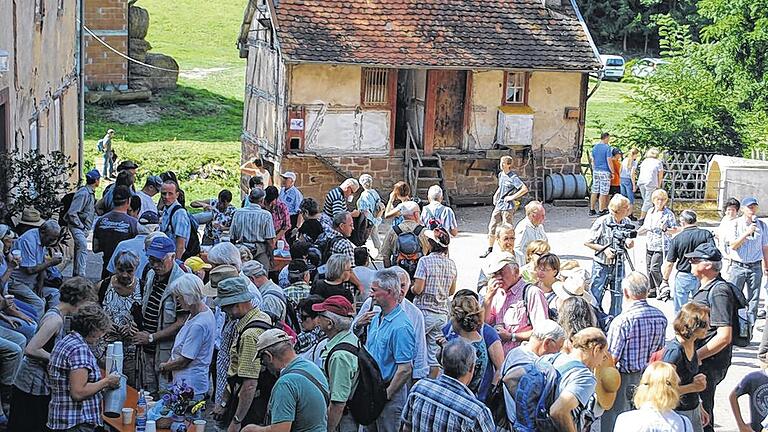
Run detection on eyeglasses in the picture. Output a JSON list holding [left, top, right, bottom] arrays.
[[688, 258, 703, 264]]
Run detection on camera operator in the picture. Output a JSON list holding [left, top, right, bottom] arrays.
[[636, 189, 679, 298], [585, 194, 635, 316]]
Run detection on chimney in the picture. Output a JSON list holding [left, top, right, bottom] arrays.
[[543, 0, 563, 7]]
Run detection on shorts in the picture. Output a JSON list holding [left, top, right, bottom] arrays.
[[592, 170, 611, 195], [423, 312, 448, 367], [488, 208, 516, 237], [609, 185, 620, 195]]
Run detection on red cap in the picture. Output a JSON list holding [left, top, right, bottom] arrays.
[[312, 295, 355, 317]]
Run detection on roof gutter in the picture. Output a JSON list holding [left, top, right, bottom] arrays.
[[570, 0, 602, 64]]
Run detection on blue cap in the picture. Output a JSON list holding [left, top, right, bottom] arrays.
[[85, 169, 101, 181], [139, 211, 160, 225], [742, 197, 758, 207], [146, 236, 176, 259]]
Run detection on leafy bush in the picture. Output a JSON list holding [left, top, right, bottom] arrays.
[[0, 150, 76, 220]]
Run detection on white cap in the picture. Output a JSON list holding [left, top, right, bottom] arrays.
[[280, 171, 297, 181]]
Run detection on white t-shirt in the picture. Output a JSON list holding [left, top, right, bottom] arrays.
[[613, 406, 693, 432], [136, 190, 158, 217], [638, 158, 664, 187], [170, 308, 216, 395]]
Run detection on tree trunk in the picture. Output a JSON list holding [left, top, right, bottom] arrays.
[[623, 32, 628, 52], [644, 33, 649, 53]]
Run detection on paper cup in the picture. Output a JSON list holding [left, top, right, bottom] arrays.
[[113, 341, 123, 357], [146, 420, 157, 432], [11, 250, 21, 260], [121, 407, 133, 424], [193, 420, 206, 432], [52, 252, 63, 259]]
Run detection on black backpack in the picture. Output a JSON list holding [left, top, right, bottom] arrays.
[[703, 281, 751, 347], [324, 341, 387, 426], [390, 225, 425, 279], [168, 205, 201, 260], [263, 289, 302, 335], [58, 191, 76, 227], [317, 235, 345, 265]]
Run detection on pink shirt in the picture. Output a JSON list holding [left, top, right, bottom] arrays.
[[486, 278, 549, 353]]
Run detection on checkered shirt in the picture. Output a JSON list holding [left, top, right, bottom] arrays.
[[296, 326, 324, 355], [607, 300, 667, 373], [285, 281, 311, 305], [270, 199, 292, 237], [47, 332, 104, 430], [401, 374, 495, 432], [328, 230, 356, 261], [643, 207, 678, 251], [413, 252, 457, 315]]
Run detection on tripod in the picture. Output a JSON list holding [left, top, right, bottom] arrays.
[[597, 240, 635, 315]]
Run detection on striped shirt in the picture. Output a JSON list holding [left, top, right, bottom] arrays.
[[413, 252, 457, 315], [726, 217, 768, 263], [323, 187, 347, 218], [607, 300, 667, 373], [401, 374, 495, 432], [231, 204, 276, 244], [47, 332, 104, 430], [160, 202, 191, 246]]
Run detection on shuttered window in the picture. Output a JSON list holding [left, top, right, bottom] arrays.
[[361, 68, 390, 106]]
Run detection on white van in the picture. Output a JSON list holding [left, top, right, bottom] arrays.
[[599, 55, 625, 81]]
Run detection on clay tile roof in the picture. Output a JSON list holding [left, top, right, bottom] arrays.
[[270, 0, 601, 71]]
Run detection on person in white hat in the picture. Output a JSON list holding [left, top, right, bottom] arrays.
[[278, 172, 303, 231]]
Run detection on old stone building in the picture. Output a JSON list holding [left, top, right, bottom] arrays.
[[0, 0, 82, 168], [238, 0, 601, 203]]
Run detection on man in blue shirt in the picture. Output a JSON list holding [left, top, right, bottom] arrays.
[[364, 270, 416, 432], [481, 156, 529, 258], [590, 132, 615, 216], [160, 181, 191, 259], [278, 171, 303, 230]]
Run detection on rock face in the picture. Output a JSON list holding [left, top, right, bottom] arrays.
[[128, 6, 178, 91]]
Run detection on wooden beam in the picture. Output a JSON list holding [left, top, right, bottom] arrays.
[[423, 70, 438, 156], [462, 71, 473, 150], [389, 69, 398, 156]]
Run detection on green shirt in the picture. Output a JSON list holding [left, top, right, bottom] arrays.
[[321, 330, 360, 403], [268, 356, 329, 432]]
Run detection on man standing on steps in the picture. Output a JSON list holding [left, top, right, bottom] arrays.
[[98, 128, 116, 178], [589, 132, 614, 217], [480, 156, 528, 259], [66, 169, 100, 277]]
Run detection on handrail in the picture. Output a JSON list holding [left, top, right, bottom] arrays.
[[406, 123, 423, 167]]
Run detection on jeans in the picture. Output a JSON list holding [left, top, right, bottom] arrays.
[[620, 178, 635, 204], [0, 316, 37, 342], [677, 404, 704, 432], [8, 282, 46, 320], [103, 152, 113, 177], [674, 271, 700, 313], [364, 384, 407, 432], [727, 261, 763, 323], [70, 227, 89, 278], [0, 326, 26, 386], [601, 371, 642, 432], [338, 412, 359, 432], [590, 260, 625, 317], [700, 360, 729, 432]]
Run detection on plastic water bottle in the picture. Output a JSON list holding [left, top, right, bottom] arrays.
[[136, 389, 147, 431]]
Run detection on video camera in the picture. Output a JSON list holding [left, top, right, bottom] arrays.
[[607, 222, 638, 243]]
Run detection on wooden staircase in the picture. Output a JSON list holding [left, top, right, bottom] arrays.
[[405, 124, 450, 206]]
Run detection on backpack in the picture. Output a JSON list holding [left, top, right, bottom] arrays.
[[263, 289, 302, 335], [515, 354, 586, 432], [390, 224, 425, 279], [324, 341, 388, 426], [316, 235, 345, 265], [704, 280, 751, 347], [58, 191, 76, 227], [168, 205, 201, 260], [97, 138, 105, 153]]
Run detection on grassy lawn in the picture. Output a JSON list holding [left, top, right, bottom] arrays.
[[84, 0, 248, 202], [585, 79, 637, 144]]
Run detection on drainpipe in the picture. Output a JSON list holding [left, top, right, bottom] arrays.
[[77, 0, 85, 183]]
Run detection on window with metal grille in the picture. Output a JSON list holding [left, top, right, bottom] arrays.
[[504, 72, 528, 105], [361, 68, 390, 106]]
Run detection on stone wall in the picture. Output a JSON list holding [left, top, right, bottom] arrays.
[[128, 6, 179, 91], [84, 0, 129, 90]]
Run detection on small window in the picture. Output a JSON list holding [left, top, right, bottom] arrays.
[[504, 72, 528, 105], [361, 68, 390, 107], [29, 120, 39, 152]]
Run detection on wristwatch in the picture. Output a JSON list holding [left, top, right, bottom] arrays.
[[233, 415, 242, 424], [510, 333, 517, 342], [148, 333, 154, 344]]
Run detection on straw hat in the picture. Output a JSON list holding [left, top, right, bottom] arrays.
[[551, 268, 596, 306], [594, 365, 621, 410]]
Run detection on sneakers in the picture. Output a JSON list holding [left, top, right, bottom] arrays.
[[479, 248, 493, 259], [647, 289, 657, 299], [759, 310, 767, 319], [589, 209, 597, 216], [598, 209, 609, 216]]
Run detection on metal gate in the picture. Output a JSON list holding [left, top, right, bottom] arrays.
[[664, 150, 716, 204]]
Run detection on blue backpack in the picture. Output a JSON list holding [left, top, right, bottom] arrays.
[[514, 354, 586, 432]]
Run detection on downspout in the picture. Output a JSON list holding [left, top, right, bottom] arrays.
[[77, 0, 85, 183]]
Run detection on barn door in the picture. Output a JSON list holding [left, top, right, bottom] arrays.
[[425, 70, 467, 153]]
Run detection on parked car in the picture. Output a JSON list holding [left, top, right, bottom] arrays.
[[599, 55, 626, 81], [631, 58, 669, 78]]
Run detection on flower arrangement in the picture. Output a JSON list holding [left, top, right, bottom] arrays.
[[159, 380, 206, 418]]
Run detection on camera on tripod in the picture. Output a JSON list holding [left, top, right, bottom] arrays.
[[607, 222, 638, 243]]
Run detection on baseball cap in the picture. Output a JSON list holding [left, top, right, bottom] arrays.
[[113, 185, 132, 203], [214, 276, 255, 307], [312, 295, 355, 317], [249, 187, 266, 203], [483, 251, 517, 276], [185, 256, 212, 273], [146, 236, 176, 259], [280, 172, 297, 181], [684, 243, 722, 262], [85, 169, 101, 182], [254, 328, 293, 356], [146, 175, 163, 190], [742, 197, 759, 207], [611, 148, 623, 156], [139, 211, 160, 225]]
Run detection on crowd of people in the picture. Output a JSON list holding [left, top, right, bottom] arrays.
[[0, 138, 766, 432]]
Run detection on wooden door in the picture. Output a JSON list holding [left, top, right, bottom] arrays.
[[428, 70, 467, 150]]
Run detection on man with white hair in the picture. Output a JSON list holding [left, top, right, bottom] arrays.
[[602, 272, 667, 432], [363, 270, 416, 432], [401, 339, 494, 432], [421, 185, 458, 236], [500, 319, 565, 426], [354, 267, 430, 380], [513, 201, 547, 265], [132, 236, 188, 394], [380, 201, 430, 268], [325, 211, 358, 261], [324, 178, 361, 219]]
